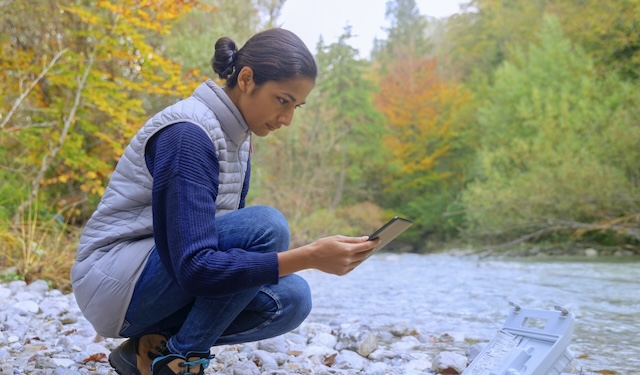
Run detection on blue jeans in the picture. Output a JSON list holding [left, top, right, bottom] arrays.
[[119, 206, 312, 355]]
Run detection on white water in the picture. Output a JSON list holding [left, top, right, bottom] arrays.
[[300, 253, 640, 374]]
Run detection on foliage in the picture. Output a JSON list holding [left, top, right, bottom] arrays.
[[163, 0, 285, 77], [442, 0, 640, 82], [0, 1, 206, 226], [375, 55, 472, 243], [462, 17, 640, 244], [1, 0, 640, 292], [0, 0, 207, 284]]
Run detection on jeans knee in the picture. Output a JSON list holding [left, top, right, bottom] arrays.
[[251, 206, 290, 251], [282, 275, 312, 330]]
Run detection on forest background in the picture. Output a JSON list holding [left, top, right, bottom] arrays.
[[1, 0, 639, 290]]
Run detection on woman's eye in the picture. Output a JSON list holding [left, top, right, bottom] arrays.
[[295, 104, 302, 109], [277, 97, 288, 105]]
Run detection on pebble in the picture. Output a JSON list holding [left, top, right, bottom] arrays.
[[0, 280, 586, 374]]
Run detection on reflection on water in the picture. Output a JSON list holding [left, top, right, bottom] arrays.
[[299, 253, 640, 374]]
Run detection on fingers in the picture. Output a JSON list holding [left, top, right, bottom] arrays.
[[333, 235, 370, 243], [341, 248, 374, 275]]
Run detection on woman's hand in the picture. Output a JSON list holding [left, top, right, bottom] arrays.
[[278, 235, 380, 277]]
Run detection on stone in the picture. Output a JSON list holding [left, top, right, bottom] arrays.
[[12, 300, 40, 314], [248, 349, 279, 370], [310, 332, 337, 349], [334, 350, 367, 370], [436, 351, 469, 374]]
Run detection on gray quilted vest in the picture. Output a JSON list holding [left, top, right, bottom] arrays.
[[71, 80, 250, 337]]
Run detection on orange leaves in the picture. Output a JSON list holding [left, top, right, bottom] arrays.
[[95, 1, 213, 33], [375, 56, 471, 188], [0, 0, 208, 225]]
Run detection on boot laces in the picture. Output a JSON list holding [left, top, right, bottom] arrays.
[[178, 356, 211, 374]]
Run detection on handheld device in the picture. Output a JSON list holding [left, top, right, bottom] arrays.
[[368, 216, 413, 252]]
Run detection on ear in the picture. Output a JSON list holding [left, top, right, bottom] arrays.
[[237, 66, 255, 93]]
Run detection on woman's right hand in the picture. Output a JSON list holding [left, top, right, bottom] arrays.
[[277, 235, 380, 277]]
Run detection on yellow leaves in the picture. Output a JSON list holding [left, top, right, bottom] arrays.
[[60, 6, 101, 26], [376, 56, 471, 188], [95, 0, 213, 33]]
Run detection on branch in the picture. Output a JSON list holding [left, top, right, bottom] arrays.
[[491, 217, 640, 251], [0, 49, 68, 130], [12, 52, 95, 225]]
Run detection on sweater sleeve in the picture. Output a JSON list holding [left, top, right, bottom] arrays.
[[145, 122, 279, 296]]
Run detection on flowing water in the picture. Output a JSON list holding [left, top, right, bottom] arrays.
[[299, 253, 640, 374]]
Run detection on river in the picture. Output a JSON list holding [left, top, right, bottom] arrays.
[[298, 253, 639, 374]]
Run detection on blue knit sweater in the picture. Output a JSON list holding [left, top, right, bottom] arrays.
[[145, 122, 279, 296]]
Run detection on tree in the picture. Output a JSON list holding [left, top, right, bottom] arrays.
[[376, 56, 472, 243], [373, 0, 431, 63], [163, 0, 270, 78], [0, 1, 205, 225], [461, 17, 640, 246], [441, 0, 640, 82]]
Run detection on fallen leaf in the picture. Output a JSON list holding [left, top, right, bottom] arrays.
[[63, 329, 77, 336], [83, 353, 107, 363], [323, 353, 337, 367], [595, 370, 618, 375]]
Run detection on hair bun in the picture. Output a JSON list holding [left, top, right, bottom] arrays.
[[211, 37, 238, 80]]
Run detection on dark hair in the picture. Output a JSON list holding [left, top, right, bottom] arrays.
[[212, 28, 318, 88]]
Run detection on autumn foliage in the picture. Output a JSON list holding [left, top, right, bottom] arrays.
[[376, 57, 470, 190]]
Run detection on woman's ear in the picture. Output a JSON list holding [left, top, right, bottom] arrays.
[[237, 66, 254, 93]]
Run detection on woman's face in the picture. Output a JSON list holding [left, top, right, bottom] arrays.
[[235, 69, 315, 137]]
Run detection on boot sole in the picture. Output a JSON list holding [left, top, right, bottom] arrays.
[[109, 350, 142, 375]]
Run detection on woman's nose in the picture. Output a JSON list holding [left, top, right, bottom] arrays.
[[279, 109, 294, 126]]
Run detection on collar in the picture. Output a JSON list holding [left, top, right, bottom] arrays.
[[193, 80, 251, 146]]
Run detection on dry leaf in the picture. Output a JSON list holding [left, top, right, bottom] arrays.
[[83, 353, 108, 363], [323, 353, 337, 367]]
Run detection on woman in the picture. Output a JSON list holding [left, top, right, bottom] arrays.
[[71, 28, 379, 375]]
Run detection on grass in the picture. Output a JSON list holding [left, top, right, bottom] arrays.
[[0, 203, 79, 293]]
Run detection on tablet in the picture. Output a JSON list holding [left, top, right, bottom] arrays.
[[368, 216, 413, 252]]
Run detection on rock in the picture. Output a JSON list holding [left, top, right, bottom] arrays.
[[584, 248, 598, 257], [50, 357, 75, 368], [363, 361, 395, 375], [257, 336, 290, 353], [334, 349, 367, 370], [231, 360, 260, 375], [436, 351, 469, 374], [390, 335, 422, 352], [389, 322, 419, 337], [298, 322, 333, 339], [336, 324, 379, 357], [11, 300, 40, 314], [27, 280, 50, 297], [403, 355, 433, 373], [309, 332, 337, 349], [248, 349, 279, 370], [0, 287, 12, 299], [368, 349, 398, 361]]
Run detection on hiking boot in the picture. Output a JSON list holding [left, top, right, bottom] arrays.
[[151, 351, 213, 375], [109, 333, 168, 375]]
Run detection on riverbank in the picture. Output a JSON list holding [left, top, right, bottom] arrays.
[[3, 255, 631, 374], [0, 278, 490, 374]]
